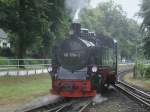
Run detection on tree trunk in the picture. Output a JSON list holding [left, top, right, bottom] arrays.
[[15, 0, 26, 68], [42, 48, 49, 64], [16, 34, 25, 68]]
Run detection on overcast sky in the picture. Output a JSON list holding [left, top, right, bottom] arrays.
[[90, 0, 142, 22]]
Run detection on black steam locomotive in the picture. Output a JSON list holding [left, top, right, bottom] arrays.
[[48, 22, 117, 97]]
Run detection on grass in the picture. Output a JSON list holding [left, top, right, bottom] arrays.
[[0, 74, 51, 105], [0, 56, 9, 65], [123, 73, 150, 91]]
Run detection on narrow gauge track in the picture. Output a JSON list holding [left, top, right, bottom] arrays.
[[115, 72, 150, 109], [26, 98, 92, 112], [47, 100, 92, 112]]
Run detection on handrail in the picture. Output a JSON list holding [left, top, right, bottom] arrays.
[[0, 59, 51, 61], [0, 59, 51, 76]]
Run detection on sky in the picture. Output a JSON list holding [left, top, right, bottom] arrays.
[[90, 0, 142, 22]]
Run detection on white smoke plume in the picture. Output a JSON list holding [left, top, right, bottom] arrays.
[[65, 0, 89, 22], [92, 94, 107, 105], [73, 8, 81, 22]]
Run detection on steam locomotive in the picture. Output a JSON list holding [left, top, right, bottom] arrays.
[[48, 22, 117, 97]]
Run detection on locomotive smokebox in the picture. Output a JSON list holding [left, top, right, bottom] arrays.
[[70, 22, 81, 38]]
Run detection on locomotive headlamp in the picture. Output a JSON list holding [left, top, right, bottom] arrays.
[[47, 65, 52, 73], [92, 66, 98, 72], [69, 29, 74, 35], [113, 39, 117, 43]]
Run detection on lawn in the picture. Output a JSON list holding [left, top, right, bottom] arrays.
[[123, 73, 150, 91], [0, 74, 51, 105]]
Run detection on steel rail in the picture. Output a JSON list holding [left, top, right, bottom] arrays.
[[115, 84, 150, 108], [118, 81, 150, 98], [115, 81, 150, 108], [47, 102, 73, 112], [44, 99, 92, 112], [78, 101, 92, 112]]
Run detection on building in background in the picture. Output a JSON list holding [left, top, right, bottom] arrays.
[[0, 29, 10, 48]]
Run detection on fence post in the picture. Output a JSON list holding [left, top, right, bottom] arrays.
[[35, 68, 36, 75], [7, 59, 9, 76], [27, 69, 28, 76], [7, 70, 9, 76], [17, 59, 19, 76]]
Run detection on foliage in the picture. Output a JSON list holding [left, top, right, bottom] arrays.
[[0, 0, 47, 58], [134, 61, 150, 79], [0, 0, 69, 60], [81, 1, 142, 60], [140, 0, 150, 58], [0, 47, 14, 57], [134, 62, 145, 78], [144, 65, 150, 78]]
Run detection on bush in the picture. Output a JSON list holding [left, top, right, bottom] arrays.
[[144, 65, 150, 78], [134, 62, 147, 78], [0, 47, 14, 57], [134, 61, 150, 79], [138, 63, 145, 78]]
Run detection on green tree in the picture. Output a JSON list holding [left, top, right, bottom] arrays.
[[28, 0, 69, 59], [48, 0, 69, 44], [0, 0, 69, 65], [0, 0, 51, 65], [140, 0, 150, 58], [81, 1, 141, 60]]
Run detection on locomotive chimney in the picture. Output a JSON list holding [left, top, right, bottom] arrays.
[[70, 22, 81, 38]]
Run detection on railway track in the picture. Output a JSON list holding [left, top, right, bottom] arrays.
[[47, 100, 92, 112], [26, 98, 92, 112], [115, 72, 150, 109], [46, 102, 73, 112]]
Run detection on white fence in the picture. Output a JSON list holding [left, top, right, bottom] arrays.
[[0, 59, 51, 76]]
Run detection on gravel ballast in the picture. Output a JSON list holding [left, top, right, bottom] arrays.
[[86, 86, 149, 112]]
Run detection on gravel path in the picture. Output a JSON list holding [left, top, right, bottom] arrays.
[[86, 86, 149, 112]]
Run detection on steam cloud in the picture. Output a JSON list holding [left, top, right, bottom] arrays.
[[65, 0, 89, 22], [92, 94, 107, 104]]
